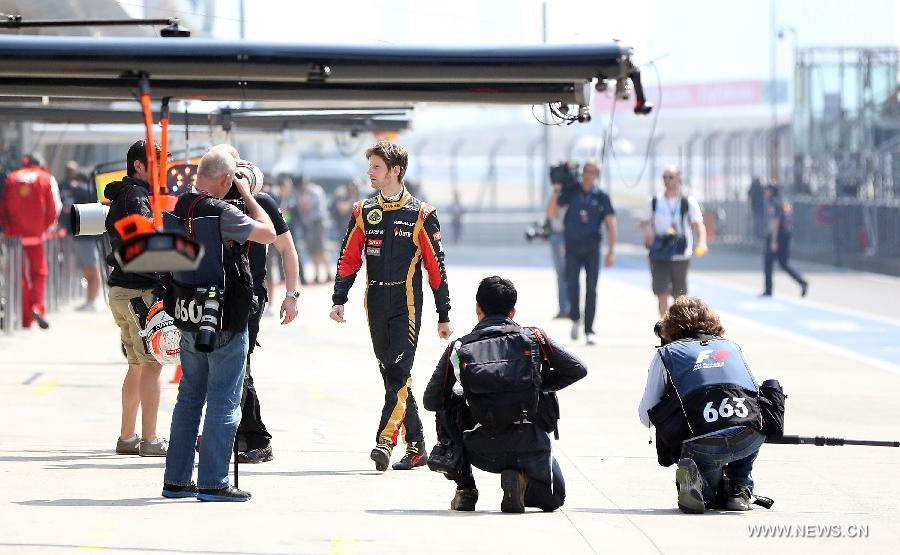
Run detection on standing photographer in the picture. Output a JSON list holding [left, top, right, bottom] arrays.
[[639, 165, 707, 317], [161, 148, 275, 502], [548, 160, 617, 345], [103, 141, 168, 457]]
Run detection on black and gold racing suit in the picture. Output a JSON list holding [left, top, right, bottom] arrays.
[[333, 188, 451, 446]]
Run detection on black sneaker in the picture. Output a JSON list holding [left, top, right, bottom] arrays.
[[238, 445, 274, 464], [32, 311, 49, 329], [800, 282, 809, 298], [725, 486, 752, 511], [500, 470, 527, 513], [162, 482, 199, 499], [197, 486, 252, 502], [370, 438, 393, 472], [450, 488, 479, 511], [391, 441, 426, 470]]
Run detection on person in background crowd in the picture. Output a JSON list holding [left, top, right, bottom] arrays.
[[0, 153, 61, 330], [449, 189, 464, 244], [297, 177, 332, 283]]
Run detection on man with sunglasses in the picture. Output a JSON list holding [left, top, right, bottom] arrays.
[[639, 166, 707, 317], [548, 160, 617, 345]]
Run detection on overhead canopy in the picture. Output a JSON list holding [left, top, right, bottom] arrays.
[[0, 105, 412, 133], [0, 35, 635, 107], [0, 36, 631, 82]]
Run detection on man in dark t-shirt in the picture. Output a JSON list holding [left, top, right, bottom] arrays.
[[213, 142, 302, 464], [762, 184, 807, 298], [233, 191, 300, 463]]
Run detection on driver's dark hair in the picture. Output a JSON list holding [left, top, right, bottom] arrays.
[[476, 276, 517, 317], [126, 140, 161, 177]]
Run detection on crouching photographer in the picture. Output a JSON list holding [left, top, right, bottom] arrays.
[[423, 276, 587, 513], [639, 296, 781, 514], [160, 148, 276, 502]]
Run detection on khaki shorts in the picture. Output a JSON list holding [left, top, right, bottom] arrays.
[[650, 259, 690, 296], [108, 286, 158, 365]]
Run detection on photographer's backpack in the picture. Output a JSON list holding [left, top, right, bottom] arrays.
[[456, 324, 543, 433]]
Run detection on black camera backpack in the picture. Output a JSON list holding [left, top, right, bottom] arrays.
[[456, 324, 543, 433]]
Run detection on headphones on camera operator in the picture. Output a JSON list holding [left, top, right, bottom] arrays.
[[161, 160, 264, 352]]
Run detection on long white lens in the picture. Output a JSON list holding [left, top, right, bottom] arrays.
[[72, 203, 109, 236]]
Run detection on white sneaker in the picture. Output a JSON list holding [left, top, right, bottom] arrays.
[[570, 321, 579, 340], [585, 333, 597, 345], [75, 303, 96, 312]]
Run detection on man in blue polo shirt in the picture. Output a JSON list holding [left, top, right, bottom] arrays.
[[549, 161, 617, 345]]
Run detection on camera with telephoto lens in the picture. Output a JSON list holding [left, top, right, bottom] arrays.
[[524, 219, 552, 242], [70, 203, 109, 236], [550, 162, 579, 193], [223, 160, 264, 211], [194, 285, 222, 353]]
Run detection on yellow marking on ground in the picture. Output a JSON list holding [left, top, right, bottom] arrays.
[[78, 520, 114, 553], [331, 537, 357, 555], [307, 384, 329, 401], [33, 377, 60, 397]]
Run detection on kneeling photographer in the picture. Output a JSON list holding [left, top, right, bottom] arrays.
[[423, 276, 587, 513], [160, 148, 276, 502], [639, 296, 780, 514]]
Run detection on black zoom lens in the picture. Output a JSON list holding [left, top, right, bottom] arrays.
[[194, 286, 222, 353]]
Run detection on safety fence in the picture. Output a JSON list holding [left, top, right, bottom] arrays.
[[703, 197, 900, 275], [1, 232, 85, 334]]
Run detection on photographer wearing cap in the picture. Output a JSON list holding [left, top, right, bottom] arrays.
[[638, 296, 766, 514], [160, 148, 275, 502], [423, 276, 586, 513], [547, 160, 617, 345]]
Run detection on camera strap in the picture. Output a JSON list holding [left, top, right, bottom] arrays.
[[185, 192, 213, 240]]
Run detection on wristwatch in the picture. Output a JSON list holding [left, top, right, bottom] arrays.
[[285, 290, 300, 299]]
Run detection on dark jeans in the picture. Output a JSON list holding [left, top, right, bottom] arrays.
[[763, 232, 807, 294], [565, 243, 600, 334], [455, 425, 565, 512], [680, 427, 766, 506], [237, 297, 272, 451]]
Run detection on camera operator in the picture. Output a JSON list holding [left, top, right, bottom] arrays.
[[638, 296, 766, 514], [424, 276, 586, 512], [161, 148, 275, 502], [103, 141, 168, 457], [547, 160, 617, 345], [213, 144, 301, 464]]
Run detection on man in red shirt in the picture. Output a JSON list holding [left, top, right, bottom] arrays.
[[0, 154, 61, 329]]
